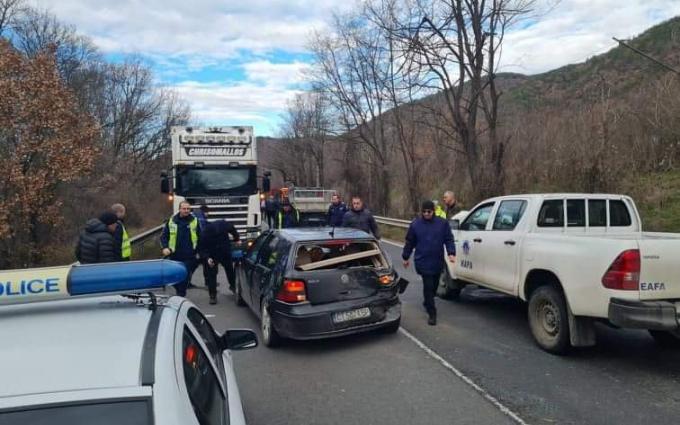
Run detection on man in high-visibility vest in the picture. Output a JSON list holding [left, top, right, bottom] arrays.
[[277, 201, 300, 229], [160, 201, 201, 296], [111, 203, 131, 261]]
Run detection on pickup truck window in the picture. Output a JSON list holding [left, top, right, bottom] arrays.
[[588, 200, 607, 226], [567, 200, 585, 227], [461, 202, 494, 231], [610, 200, 632, 226], [492, 200, 527, 230], [537, 200, 564, 227]]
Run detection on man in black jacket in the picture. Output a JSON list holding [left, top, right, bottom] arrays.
[[342, 196, 380, 239], [75, 212, 119, 264], [199, 220, 240, 304]]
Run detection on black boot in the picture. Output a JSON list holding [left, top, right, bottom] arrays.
[[428, 313, 436, 326], [209, 295, 217, 305]]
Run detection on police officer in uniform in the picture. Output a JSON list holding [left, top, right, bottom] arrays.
[[160, 201, 201, 297], [111, 203, 131, 261], [199, 219, 240, 304]]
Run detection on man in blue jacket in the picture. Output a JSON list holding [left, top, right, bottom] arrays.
[[327, 193, 347, 227], [402, 200, 456, 325]]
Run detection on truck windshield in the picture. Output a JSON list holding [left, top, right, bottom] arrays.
[[176, 166, 257, 196]]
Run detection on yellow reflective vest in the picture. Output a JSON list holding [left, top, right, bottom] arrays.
[[121, 224, 131, 259], [434, 205, 446, 219], [167, 216, 199, 252]]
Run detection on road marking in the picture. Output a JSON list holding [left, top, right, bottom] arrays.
[[384, 234, 525, 422], [381, 239, 404, 248], [398, 327, 527, 425]]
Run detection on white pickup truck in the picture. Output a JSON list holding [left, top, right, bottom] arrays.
[[439, 194, 680, 354]]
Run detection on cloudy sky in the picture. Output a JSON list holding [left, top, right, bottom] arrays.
[[30, 0, 680, 136]]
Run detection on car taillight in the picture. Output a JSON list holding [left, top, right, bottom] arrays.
[[602, 249, 640, 290], [276, 280, 307, 303], [378, 275, 393, 286]]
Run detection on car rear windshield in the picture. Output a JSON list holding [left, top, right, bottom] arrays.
[[294, 240, 388, 271], [0, 399, 151, 425]]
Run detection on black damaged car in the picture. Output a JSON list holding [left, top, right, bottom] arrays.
[[234, 228, 406, 346]]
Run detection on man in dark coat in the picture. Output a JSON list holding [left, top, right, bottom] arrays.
[[199, 220, 240, 304], [160, 201, 201, 297], [342, 196, 380, 239], [327, 194, 348, 227], [75, 212, 120, 264], [402, 200, 456, 326], [265, 195, 278, 229]]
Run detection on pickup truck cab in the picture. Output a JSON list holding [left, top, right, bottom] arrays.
[[442, 193, 680, 353]]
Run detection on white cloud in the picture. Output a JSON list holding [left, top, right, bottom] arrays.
[[29, 0, 353, 57], [500, 0, 680, 74]]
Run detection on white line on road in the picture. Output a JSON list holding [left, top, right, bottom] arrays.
[[382, 238, 527, 424], [398, 327, 528, 425]]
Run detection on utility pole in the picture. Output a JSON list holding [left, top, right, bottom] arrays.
[[613, 37, 680, 76]]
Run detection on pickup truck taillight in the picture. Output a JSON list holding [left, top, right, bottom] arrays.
[[602, 249, 640, 290], [276, 280, 307, 303]]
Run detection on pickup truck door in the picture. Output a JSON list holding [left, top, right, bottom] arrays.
[[478, 199, 528, 295], [455, 202, 496, 284]]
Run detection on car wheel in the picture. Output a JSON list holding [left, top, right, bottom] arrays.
[[234, 276, 246, 307], [382, 318, 401, 334], [261, 300, 281, 347], [528, 285, 570, 354], [438, 272, 462, 300], [648, 329, 680, 348]]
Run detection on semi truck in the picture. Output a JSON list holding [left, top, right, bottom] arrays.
[[161, 126, 262, 254]]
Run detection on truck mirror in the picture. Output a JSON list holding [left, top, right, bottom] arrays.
[[160, 176, 170, 194], [262, 175, 271, 193]]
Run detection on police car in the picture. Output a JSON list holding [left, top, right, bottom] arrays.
[[0, 260, 257, 424]]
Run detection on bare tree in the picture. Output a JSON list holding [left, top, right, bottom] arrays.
[[310, 12, 396, 214], [0, 0, 24, 36], [367, 0, 536, 199]]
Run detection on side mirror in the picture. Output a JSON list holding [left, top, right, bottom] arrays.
[[221, 329, 258, 351], [160, 175, 170, 194], [449, 219, 461, 230], [459, 222, 469, 231]]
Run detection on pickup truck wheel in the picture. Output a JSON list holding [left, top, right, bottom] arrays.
[[648, 330, 680, 348], [438, 272, 463, 300], [261, 300, 281, 347], [528, 286, 570, 354]]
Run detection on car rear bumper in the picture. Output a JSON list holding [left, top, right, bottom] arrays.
[[271, 295, 401, 340], [608, 298, 680, 331]]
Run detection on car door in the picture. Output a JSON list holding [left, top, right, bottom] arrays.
[[478, 199, 528, 294], [251, 235, 280, 315], [241, 233, 271, 309], [176, 308, 230, 425], [456, 202, 495, 283]]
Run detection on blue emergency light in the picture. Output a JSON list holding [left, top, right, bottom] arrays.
[[0, 259, 187, 306]]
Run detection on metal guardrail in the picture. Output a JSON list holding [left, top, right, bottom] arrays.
[[374, 215, 411, 229], [129, 224, 164, 259]]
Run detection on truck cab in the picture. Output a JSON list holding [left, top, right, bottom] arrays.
[[162, 126, 262, 251]]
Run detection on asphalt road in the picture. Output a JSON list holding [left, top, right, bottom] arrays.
[[188, 241, 680, 425]]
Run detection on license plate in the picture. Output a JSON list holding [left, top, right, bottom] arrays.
[[333, 307, 371, 323]]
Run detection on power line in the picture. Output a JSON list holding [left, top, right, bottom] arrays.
[[612, 37, 680, 76]]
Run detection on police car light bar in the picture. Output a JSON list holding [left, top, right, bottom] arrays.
[[0, 259, 187, 306]]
